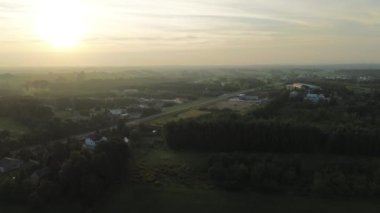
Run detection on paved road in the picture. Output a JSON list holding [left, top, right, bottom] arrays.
[[65, 88, 256, 141], [127, 88, 256, 125], [15, 88, 256, 149], [10, 88, 256, 156]]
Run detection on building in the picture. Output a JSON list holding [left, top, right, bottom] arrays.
[[289, 91, 299, 98], [83, 136, 108, 151], [304, 93, 325, 102], [109, 109, 129, 119], [238, 94, 259, 101], [109, 109, 123, 116], [0, 157, 23, 173]]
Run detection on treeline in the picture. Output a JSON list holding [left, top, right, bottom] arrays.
[[163, 113, 380, 156], [208, 153, 380, 197], [0, 97, 53, 127], [0, 131, 19, 156], [0, 97, 115, 149], [52, 97, 140, 111], [0, 139, 130, 210]]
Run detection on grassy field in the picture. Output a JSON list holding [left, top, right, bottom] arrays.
[[3, 184, 380, 213], [3, 143, 380, 213], [95, 185, 380, 213], [162, 98, 213, 113], [0, 117, 29, 134], [206, 100, 256, 112], [346, 84, 372, 93], [150, 109, 210, 126]]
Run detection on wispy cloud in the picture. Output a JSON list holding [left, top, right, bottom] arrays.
[[1, 0, 380, 65]]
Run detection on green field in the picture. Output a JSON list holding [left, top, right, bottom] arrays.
[[0, 117, 29, 134], [3, 185, 380, 213], [3, 140, 380, 213], [150, 109, 210, 126], [162, 98, 213, 113], [95, 184, 380, 213]]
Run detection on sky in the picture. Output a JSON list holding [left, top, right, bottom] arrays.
[[1, 0, 380, 66]]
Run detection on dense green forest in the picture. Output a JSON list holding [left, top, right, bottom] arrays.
[[208, 153, 380, 197], [0, 138, 130, 210], [164, 112, 380, 156], [164, 84, 380, 155], [163, 84, 380, 197]]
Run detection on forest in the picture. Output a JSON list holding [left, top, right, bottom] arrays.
[[0, 136, 130, 210], [163, 83, 380, 197], [164, 112, 380, 156]]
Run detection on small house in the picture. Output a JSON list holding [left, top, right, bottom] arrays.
[[0, 158, 23, 173]]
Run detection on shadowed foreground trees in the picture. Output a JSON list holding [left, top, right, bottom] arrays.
[[207, 153, 380, 197], [163, 113, 380, 156], [0, 140, 130, 211]]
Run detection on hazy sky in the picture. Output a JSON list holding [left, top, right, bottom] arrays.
[[1, 0, 380, 66]]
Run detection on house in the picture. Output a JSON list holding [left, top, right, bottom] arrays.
[[304, 93, 325, 102], [229, 97, 242, 102], [238, 94, 259, 101], [120, 113, 129, 118], [109, 109, 123, 116], [109, 109, 129, 119], [161, 98, 185, 104], [289, 91, 299, 98], [83, 136, 108, 151], [0, 158, 23, 173], [83, 138, 96, 150]]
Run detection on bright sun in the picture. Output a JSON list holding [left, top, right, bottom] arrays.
[[34, 0, 87, 48]]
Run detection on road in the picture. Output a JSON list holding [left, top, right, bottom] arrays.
[[128, 89, 256, 125], [10, 88, 256, 153], [76, 88, 257, 140], [61, 88, 256, 141], [10, 88, 257, 155]]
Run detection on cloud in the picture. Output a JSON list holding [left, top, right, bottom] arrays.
[[1, 0, 380, 65]]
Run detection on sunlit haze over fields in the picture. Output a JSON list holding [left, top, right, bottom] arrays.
[[1, 0, 380, 66]]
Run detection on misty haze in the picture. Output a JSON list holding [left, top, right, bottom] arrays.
[[1, 1, 380, 213]]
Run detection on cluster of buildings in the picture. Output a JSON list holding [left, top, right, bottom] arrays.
[[82, 134, 130, 151], [287, 83, 327, 103]]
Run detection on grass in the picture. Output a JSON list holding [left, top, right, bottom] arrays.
[[95, 184, 380, 213], [3, 184, 380, 213], [54, 110, 74, 119], [130, 140, 211, 188], [207, 100, 256, 112], [0, 117, 29, 134], [4, 143, 380, 213], [162, 98, 213, 113], [0, 203, 29, 213], [347, 85, 371, 94], [127, 139, 380, 213], [150, 109, 210, 126]]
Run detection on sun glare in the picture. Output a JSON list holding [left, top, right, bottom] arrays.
[[34, 0, 88, 48]]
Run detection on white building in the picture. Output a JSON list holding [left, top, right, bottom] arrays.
[[83, 137, 108, 151], [238, 94, 259, 101], [304, 93, 325, 102], [109, 109, 123, 116], [289, 91, 299, 98], [0, 158, 23, 173]]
